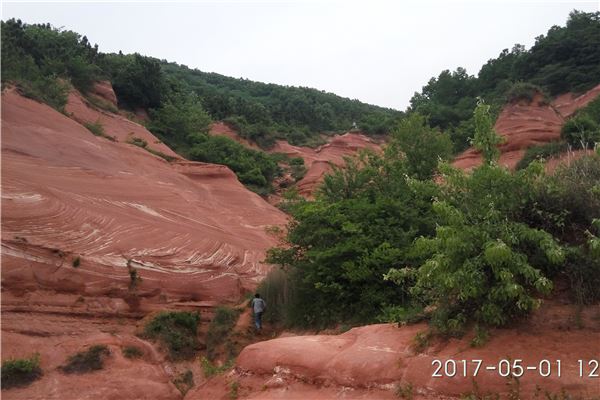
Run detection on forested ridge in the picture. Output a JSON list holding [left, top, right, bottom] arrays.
[[410, 10, 600, 153], [0, 17, 399, 193], [1, 11, 599, 195]]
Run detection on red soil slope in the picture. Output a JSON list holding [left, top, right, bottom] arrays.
[[1, 88, 287, 310], [190, 301, 600, 399], [270, 133, 380, 196], [453, 84, 600, 171]]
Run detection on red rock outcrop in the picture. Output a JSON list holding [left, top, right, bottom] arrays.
[[189, 302, 600, 399], [1, 312, 180, 400], [1, 88, 287, 309], [89, 80, 118, 107], [453, 84, 600, 171], [270, 132, 380, 196]]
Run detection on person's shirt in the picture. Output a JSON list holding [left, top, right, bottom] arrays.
[[251, 298, 266, 313]]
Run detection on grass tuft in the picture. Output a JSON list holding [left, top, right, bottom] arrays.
[[1, 353, 42, 389], [61, 345, 109, 374]]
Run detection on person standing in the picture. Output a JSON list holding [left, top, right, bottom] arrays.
[[250, 293, 266, 330]]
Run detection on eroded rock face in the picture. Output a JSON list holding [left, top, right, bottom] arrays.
[[222, 304, 600, 399], [1, 88, 287, 308], [270, 133, 380, 196], [453, 84, 600, 171], [1, 312, 179, 400], [90, 80, 118, 107]]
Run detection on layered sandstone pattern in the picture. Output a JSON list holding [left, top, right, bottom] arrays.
[[1, 88, 287, 309], [270, 133, 380, 196], [453, 84, 600, 171]]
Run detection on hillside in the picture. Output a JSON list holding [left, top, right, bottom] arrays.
[[2, 9, 600, 400]]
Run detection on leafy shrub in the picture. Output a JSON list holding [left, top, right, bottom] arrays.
[[122, 346, 143, 359], [289, 157, 307, 181], [386, 163, 562, 334], [524, 156, 600, 303], [561, 114, 600, 149], [525, 155, 600, 243], [18, 77, 70, 112], [200, 357, 234, 378], [472, 102, 503, 164], [1, 353, 42, 389], [84, 120, 105, 136], [188, 134, 279, 194], [515, 141, 569, 170], [229, 381, 240, 399], [145, 148, 176, 162], [388, 113, 453, 179], [72, 256, 80, 268], [505, 82, 547, 104], [267, 146, 439, 328], [143, 312, 200, 360], [127, 136, 148, 148], [173, 370, 194, 395], [205, 307, 240, 360], [61, 345, 109, 374]]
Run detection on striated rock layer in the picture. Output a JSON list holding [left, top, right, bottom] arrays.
[[453, 84, 600, 171], [270, 133, 380, 196], [1, 88, 287, 308]]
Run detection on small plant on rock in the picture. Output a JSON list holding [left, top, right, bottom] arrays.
[[61, 345, 110, 374], [1, 353, 42, 389], [122, 346, 143, 359], [143, 311, 200, 360], [172, 369, 194, 395]]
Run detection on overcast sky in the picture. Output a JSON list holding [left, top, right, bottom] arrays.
[[2, 0, 598, 110]]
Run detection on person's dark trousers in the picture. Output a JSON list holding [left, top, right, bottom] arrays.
[[254, 311, 263, 329]]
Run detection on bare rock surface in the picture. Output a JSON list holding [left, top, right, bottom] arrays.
[[1, 88, 287, 306], [269, 133, 380, 196], [189, 302, 600, 399], [453, 84, 600, 171]]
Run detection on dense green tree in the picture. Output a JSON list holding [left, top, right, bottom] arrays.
[[387, 114, 453, 179]]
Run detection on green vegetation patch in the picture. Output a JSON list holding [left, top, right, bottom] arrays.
[[61, 345, 110, 374], [143, 311, 200, 360], [205, 306, 240, 360], [266, 102, 600, 336], [1, 353, 42, 389], [516, 141, 569, 170], [172, 369, 194, 395], [122, 345, 143, 359], [200, 357, 234, 378]]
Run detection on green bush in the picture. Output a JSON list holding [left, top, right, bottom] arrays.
[[205, 307, 240, 360], [172, 369, 194, 395], [84, 120, 105, 137], [515, 141, 569, 170], [200, 357, 234, 378], [127, 136, 148, 148], [1, 353, 42, 389], [72, 256, 80, 268], [388, 113, 453, 179], [267, 145, 439, 328], [188, 134, 279, 194], [143, 311, 200, 360], [122, 346, 143, 359], [505, 82, 547, 104], [61, 345, 109, 374], [387, 164, 561, 334], [561, 114, 600, 149]]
